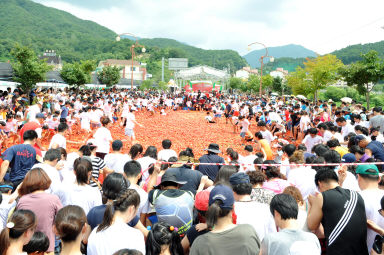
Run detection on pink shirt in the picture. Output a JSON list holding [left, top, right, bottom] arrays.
[[262, 179, 291, 194], [17, 193, 62, 252]]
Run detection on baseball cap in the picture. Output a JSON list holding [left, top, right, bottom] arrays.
[[195, 190, 210, 211], [36, 113, 45, 119], [356, 164, 379, 176], [342, 153, 356, 163], [229, 172, 250, 186], [209, 184, 234, 209]]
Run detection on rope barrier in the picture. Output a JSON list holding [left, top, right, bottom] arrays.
[[155, 161, 384, 167]]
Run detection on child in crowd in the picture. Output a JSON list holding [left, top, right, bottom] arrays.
[[205, 112, 215, 123]]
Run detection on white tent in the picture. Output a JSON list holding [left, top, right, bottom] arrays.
[[176, 65, 229, 81]]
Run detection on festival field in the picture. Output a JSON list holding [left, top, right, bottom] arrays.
[[47, 110, 259, 158]]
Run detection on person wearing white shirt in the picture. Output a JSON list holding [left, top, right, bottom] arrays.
[[287, 151, 317, 200], [158, 139, 178, 161], [63, 158, 102, 215], [355, 164, 384, 252], [318, 123, 333, 143], [230, 172, 276, 242], [240, 145, 257, 172], [137, 146, 157, 183], [104, 140, 131, 174], [336, 117, 355, 139], [32, 149, 67, 204], [49, 122, 68, 150], [87, 189, 145, 255], [93, 117, 113, 159], [302, 128, 323, 154], [123, 107, 143, 146], [124, 161, 151, 224]]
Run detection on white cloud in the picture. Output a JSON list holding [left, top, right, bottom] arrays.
[[33, 0, 384, 55]]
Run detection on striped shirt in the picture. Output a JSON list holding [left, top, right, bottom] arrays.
[[89, 156, 106, 188]]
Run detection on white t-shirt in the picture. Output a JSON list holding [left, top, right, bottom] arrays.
[[360, 188, 384, 251], [240, 119, 250, 133], [322, 130, 333, 143], [87, 218, 145, 255], [302, 135, 323, 153], [104, 153, 131, 174], [125, 112, 136, 130], [260, 130, 274, 143], [287, 166, 317, 200], [94, 127, 113, 154], [137, 156, 157, 182], [63, 184, 102, 215], [49, 133, 66, 149], [241, 154, 257, 172], [130, 185, 150, 216], [234, 200, 276, 241], [158, 149, 178, 161], [341, 124, 355, 138], [335, 168, 360, 192]]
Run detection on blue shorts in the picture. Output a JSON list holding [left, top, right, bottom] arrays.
[[240, 132, 246, 138]]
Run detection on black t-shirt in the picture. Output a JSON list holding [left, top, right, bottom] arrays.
[[290, 112, 300, 125], [166, 167, 203, 195], [321, 186, 368, 255], [187, 224, 209, 246]]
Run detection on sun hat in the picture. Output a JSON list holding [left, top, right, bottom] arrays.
[[204, 143, 221, 154], [356, 164, 379, 176], [209, 184, 234, 209], [154, 171, 187, 189]]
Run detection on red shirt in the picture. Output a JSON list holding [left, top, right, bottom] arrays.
[[19, 121, 42, 156]]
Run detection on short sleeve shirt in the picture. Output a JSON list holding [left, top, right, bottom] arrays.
[[3, 144, 37, 182]]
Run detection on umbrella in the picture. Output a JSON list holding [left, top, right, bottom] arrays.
[[271, 92, 279, 96], [296, 95, 307, 100], [341, 97, 352, 104]]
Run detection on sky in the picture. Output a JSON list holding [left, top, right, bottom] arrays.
[[33, 0, 384, 55]]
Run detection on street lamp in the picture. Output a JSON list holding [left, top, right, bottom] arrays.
[[247, 42, 274, 98], [116, 33, 146, 90]]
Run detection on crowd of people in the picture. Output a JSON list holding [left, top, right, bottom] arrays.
[[0, 86, 384, 255]]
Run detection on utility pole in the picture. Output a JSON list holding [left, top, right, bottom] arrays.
[[161, 57, 164, 82]]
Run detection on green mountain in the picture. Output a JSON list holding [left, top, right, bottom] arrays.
[[140, 38, 247, 70], [263, 57, 308, 73], [243, 44, 317, 68], [0, 0, 247, 75], [331, 40, 384, 64]]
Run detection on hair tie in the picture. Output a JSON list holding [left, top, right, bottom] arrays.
[[6, 222, 14, 229], [169, 226, 174, 231], [0, 185, 13, 189]]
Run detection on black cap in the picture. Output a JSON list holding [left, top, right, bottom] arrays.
[[154, 171, 187, 189]]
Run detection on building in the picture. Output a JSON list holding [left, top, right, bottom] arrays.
[[0, 62, 13, 81], [98, 59, 147, 81], [235, 67, 259, 80], [270, 68, 289, 80], [39, 50, 62, 71]]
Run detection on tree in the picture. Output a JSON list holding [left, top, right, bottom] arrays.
[[157, 81, 168, 91], [61, 60, 96, 89], [272, 76, 283, 93], [229, 77, 243, 91], [11, 45, 52, 95], [286, 67, 311, 96], [339, 50, 384, 109], [323, 86, 347, 101], [303, 54, 344, 101], [98, 65, 121, 87], [262, 74, 274, 91], [246, 75, 260, 94], [139, 79, 152, 91]]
